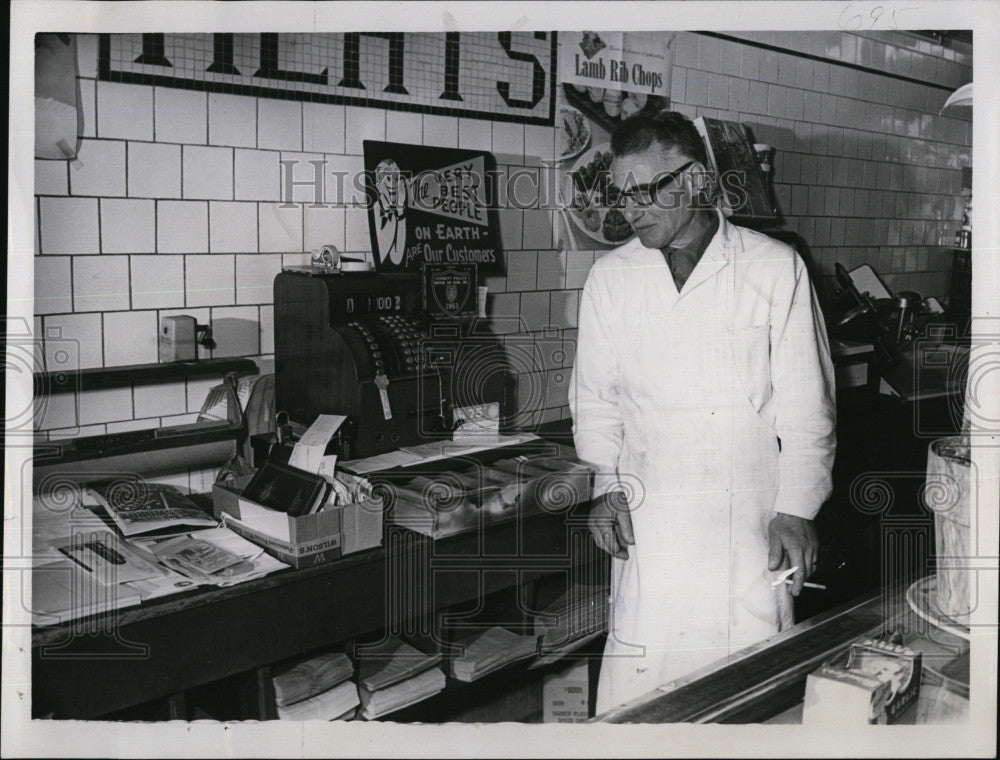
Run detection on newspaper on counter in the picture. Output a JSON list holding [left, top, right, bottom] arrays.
[[85, 479, 218, 537], [133, 526, 288, 586]]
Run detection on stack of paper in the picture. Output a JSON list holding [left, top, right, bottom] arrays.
[[449, 627, 540, 682], [357, 667, 446, 720], [535, 584, 609, 654], [273, 652, 355, 708], [354, 638, 445, 719], [276, 680, 359, 721]]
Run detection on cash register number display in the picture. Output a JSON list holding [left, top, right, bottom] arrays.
[[274, 271, 509, 458]]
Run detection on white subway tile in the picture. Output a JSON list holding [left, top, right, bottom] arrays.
[[519, 291, 551, 332], [236, 254, 282, 304], [73, 255, 130, 312], [42, 313, 103, 370], [79, 79, 96, 138], [155, 88, 208, 144], [522, 209, 553, 249], [39, 197, 99, 254], [103, 309, 158, 366], [259, 203, 303, 253], [209, 201, 258, 253], [34, 391, 79, 433], [258, 99, 302, 151], [101, 198, 156, 253], [97, 82, 153, 140], [234, 149, 281, 202], [505, 250, 537, 292], [208, 93, 257, 148], [130, 254, 184, 309], [304, 205, 346, 252], [157, 200, 208, 254], [259, 304, 274, 354], [128, 142, 181, 199], [343, 206, 371, 253], [79, 387, 134, 425], [183, 145, 234, 200], [524, 125, 556, 164], [385, 111, 423, 145], [303, 102, 346, 154], [280, 152, 329, 205], [75, 34, 99, 78], [69, 139, 127, 197], [134, 380, 187, 419], [422, 115, 458, 148], [35, 159, 68, 195], [185, 255, 235, 307], [34, 256, 72, 315], [345, 107, 385, 154], [209, 305, 260, 357], [458, 118, 492, 151], [493, 123, 524, 162], [323, 153, 364, 206]]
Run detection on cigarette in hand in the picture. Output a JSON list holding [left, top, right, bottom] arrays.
[[779, 579, 826, 590]]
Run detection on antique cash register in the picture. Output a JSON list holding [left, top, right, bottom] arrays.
[[273, 267, 510, 459]]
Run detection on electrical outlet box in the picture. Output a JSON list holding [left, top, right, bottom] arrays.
[[159, 315, 197, 362]]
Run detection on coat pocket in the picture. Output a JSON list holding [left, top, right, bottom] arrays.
[[729, 323, 773, 418]]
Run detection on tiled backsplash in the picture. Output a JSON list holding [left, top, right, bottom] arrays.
[[34, 30, 973, 446]]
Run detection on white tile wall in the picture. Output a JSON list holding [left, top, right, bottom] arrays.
[[421, 115, 458, 148], [259, 203, 303, 252], [73, 255, 130, 312], [79, 79, 97, 138], [185, 255, 235, 307], [97, 82, 153, 141], [34, 256, 72, 315], [155, 88, 208, 145], [69, 139, 127, 197], [210, 305, 260, 357], [258, 99, 302, 151], [39, 197, 99, 254], [100, 199, 156, 253], [236, 254, 283, 305], [302, 102, 346, 154], [157, 200, 208, 253], [103, 309, 158, 366], [36, 160, 68, 196], [128, 142, 182, 199], [42, 313, 103, 370], [134, 380, 187, 418], [344, 107, 385, 154], [385, 111, 423, 145], [35, 393, 78, 433], [130, 255, 184, 309], [210, 202, 258, 253], [208, 93, 257, 148], [304, 205, 346, 252], [78, 387, 134, 426], [234, 149, 281, 201], [458, 118, 492, 151], [183, 146, 234, 200]]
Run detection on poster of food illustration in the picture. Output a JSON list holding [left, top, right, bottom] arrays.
[[554, 32, 676, 250], [362, 141, 504, 274]]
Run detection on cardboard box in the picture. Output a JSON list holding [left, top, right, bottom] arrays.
[[803, 638, 922, 726], [542, 659, 590, 723], [213, 475, 382, 569]]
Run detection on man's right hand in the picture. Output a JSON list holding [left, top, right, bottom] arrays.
[[589, 491, 635, 560]]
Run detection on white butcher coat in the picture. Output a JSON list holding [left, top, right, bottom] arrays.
[[569, 211, 837, 715]]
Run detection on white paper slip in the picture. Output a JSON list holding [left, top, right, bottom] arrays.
[[289, 414, 348, 474], [342, 450, 423, 475]]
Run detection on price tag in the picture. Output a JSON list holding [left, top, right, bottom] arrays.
[[374, 373, 392, 420]]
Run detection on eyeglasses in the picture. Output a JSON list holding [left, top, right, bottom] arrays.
[[610, 161, 695, 208]]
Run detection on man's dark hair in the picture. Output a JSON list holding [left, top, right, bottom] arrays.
[[610, 110, 709, 167]]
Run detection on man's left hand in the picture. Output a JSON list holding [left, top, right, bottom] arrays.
[[767, 513, 818, 597]]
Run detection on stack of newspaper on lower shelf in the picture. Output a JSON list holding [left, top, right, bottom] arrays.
[[355, 638, 445, 720], [273, 652, 359, 721], [535, 583, 609, 656], [449, 627, 540, 682]]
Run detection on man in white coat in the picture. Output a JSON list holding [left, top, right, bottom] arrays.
[[569, 112, 837, 715]]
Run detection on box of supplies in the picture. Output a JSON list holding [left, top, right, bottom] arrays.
[[212, 474, 382, 569], [802, 638, 921, 725], [542, 659, 590, 723]]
